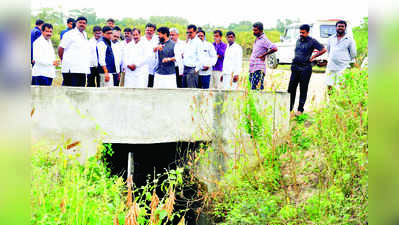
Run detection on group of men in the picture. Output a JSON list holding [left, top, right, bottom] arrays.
[[31, 17, 356, 115]]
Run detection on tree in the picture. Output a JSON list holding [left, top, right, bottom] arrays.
[[276, 18, 299, 33]]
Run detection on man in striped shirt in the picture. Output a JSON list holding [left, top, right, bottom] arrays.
[[249, 22, 278, 90]]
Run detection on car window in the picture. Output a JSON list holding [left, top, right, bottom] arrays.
[[320, 25, 336, 38], [284, 27, 299, 41]]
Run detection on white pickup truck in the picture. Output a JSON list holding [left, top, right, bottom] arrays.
[[267, 19, 353, 69]]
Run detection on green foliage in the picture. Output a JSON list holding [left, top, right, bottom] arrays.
[[353, 17, 368, 65], [209, 68, 368, 224]]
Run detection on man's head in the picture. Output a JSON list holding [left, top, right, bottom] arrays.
[[226, 31, 235, 45], [41, 23, 53, 40], [75, 16, 87, 32], [102, 26, 113, 41], [107, 18, 115, 28], [66, 18, 75, 29], [197, 29, 206, 41], [336, 20, 347, 35], [93, 26, 102, 40], [124, 28, 132, 41], [157, 27, 170, 43], [35, 19, 44, 29], [170, 28, 179, 42], [112, 30, 121, 43], [132, 28, 141, 43], [213, 30, 222, 43], [145, 23, 157, 38], [252, 22, 263, 37], [299, 24, 310, 39], [186, 24, 197, 40]]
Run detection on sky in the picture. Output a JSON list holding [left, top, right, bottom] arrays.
[[31, 0, 368, 28]]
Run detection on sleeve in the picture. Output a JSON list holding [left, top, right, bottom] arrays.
[[327, 38, 331, 54], [264, 37, 277, 51], [33, 40, 53, 66], [97, 42, 107, 67], [195, 41, 202, 72], [209, 43, 218, 66], [59, 32, 72, 49], [175, 43, 184, 75], [313, 39, 325, 51], [349, 38, 357, 59], [234, 45, 243, 76]]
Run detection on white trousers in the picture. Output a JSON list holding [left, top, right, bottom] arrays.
[[124, 72, 148, 88], [210, 71, 223, 89], [222, 74, 238, 90], [99, 73, 114, 87], [326, 69, 345, 87], [154, 73, 177, 89]]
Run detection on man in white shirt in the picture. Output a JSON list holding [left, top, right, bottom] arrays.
[[182, 24, 202, 88], [32, 23, 59, 86], [111, 29, 123, 86], [221, 31, 243, 90], [87, 26, 102, 87], [58, 16, 90, 87], [97, 26, 117, 87], [119, 28, 134, 86], [124, 28, 152, 88], [142, 23, 159, 88], [170, 28, 185, 88], [197, 29, 217, 89]]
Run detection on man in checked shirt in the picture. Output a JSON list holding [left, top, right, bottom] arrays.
[[248, 22, 278, 90]]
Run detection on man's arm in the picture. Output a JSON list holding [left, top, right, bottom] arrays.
[[310, 40, 327, 62], [310, 48, 327, 62], [58, 47, 64, 61]]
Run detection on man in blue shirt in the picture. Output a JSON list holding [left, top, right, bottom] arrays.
[[60, 18, 75, 40], [31, 19, 44, 66]]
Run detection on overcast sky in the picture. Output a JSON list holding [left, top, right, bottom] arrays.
[[31, 0, 368, 28]]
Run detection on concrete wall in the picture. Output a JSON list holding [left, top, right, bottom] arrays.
[[31, 86, 289, 164]]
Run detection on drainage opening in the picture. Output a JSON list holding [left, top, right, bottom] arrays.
[[102, 142, 209, 225]]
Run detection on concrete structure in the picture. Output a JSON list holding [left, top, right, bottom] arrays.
[[31, 86, 290, 188]]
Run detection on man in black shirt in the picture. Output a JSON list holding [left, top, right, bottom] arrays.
[[153, 27, 177, 88], [288, 24, 327, 116]]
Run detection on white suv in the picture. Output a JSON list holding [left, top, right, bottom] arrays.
[[267, 19, 353, 69]]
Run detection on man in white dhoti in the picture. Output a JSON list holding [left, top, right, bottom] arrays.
[[123, 28, 152, 88]]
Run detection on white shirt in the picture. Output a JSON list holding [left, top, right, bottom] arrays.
[[59, 28, 90, 74], [142, 35, 159, 75], [120, 39, 134, 72], [124, 39, 152, 77], [198, 40, 217, 76], [112, 40, 123, 73], [182, 36, 202, 72], [88, 37, 100, 68], [223, 42, 243, 76], [174, 39, 186, 75], [32, 35, 56, 78]]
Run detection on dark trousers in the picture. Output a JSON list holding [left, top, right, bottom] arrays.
[[148, 74, 154, 88], [198, 75, 211, 89], [113, 73, 120, 86], [175, 66, 182, 88], [87, 67, 100, 87], [62, 73, 87, 87], [31, 76, 53, 86], [249, 70, 265, 90], [287, 66, 312, 112], [182, 66, 198, 88]]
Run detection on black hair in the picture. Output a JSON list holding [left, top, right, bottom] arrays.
[[145, 23, 157, 30], [35, 19, 44, 26], [253, 22, 263, 31], [93, 26, 102, 33], [213, 30, 222, 36], [336, 20, 347, 27], [123, 27, 132, 33], [187, 24, 197, 32], [198, 29, 206, 36], [157, 27, 170, 37], [76, 16, 87, 23], [226, 31, 235, 37], [113, 26, 121, 31], [299, 24, 310, 32], [41, 23, 53, 32], [66, 18, 75, 24], [132, 28, 141, 35], [107, 18, 115, 23], [102, 26, 112, 33]]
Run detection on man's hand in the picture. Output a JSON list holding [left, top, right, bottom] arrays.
[[220, 75, 223, 82], [233, 75, 239, 83], [53, 60, 60, 66], [162, 58, 170, 63], [257, 55, 266, 61], [128, 64, 136, 71], [105, 73, 110, 82], [154, 45, 164, 52]]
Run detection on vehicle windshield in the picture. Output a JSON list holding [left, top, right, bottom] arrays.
[[320, 25, 336, 38], [284, 26, 299, 41]]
